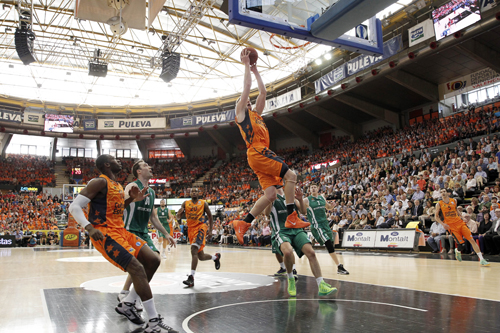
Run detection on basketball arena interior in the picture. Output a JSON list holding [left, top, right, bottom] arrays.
[[1, 0, 500, 332]]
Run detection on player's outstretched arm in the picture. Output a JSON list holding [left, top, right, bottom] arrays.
[[295, 187, 307, 215], [236, 50, 252, 123], [68, 178, 106, 241], [251, 65, 267, 115]]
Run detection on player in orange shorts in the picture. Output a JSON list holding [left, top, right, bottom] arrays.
[[232, 49, 309, 244], [176, 188, 220, 287], [68, 155, 179, 333], [435, 189, 489, 266]]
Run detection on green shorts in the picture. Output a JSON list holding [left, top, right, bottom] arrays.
[[130, 230, 159, 253], [158, 221, 171, 238], [271, 236, 280, 254], [311, 224, 334, 246], [273, 229, 311, 258]]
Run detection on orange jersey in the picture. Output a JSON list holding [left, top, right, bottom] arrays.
[[185, 199, 206, 228], [236, 108, 270, 148], [88, 174, 125, 228], [439, 198, 463, 225]]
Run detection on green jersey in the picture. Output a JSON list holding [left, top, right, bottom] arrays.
[[306, 195, 329, 228], [123, 180, 156, 233], [157, 207, 170, 224]]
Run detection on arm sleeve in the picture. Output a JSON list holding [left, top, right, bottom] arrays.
[[68, 195, 91, 228]]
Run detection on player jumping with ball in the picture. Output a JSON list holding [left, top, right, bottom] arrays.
[[232, 48, 309, 243]]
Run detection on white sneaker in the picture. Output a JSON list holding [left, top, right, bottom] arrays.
[[117, 291, 129, 303], [144, 314, 178, 333], [161, 252, 167, 259], [135, 299, 143, 311]]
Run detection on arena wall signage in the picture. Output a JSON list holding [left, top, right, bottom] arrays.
[[441, 67, 500, 99], [0, 235, 15, 247], [343, 229, 418, 249], [83, 119, 97, 131], [19, 185, 42, 193], [264, 87, 302, 114], [480, 0, 499, 12], [98, 117, 166, 130], [148, 178, 168, 185], [0, 110, 22, 123], [310, 159, 340, 170], [23, 112, 45, 125], [408, 19, 434, 47], [170, 110, 236, 129], [315, 35, 402, 93]]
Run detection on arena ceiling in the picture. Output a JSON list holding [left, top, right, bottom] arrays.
[[0, 0, 417, 108]]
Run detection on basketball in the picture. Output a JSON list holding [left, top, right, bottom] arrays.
[[241, 47, 258, 66]]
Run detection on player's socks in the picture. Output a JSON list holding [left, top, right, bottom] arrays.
[[280, 262, 286, 269], [117, 290, 129, 302], [286, 204, 295, 216], [143, 298, 158, 319], [478, 253, 485, 261], [285, 211, 310, 229], [232, 220, 251, 244], [123, 288, 143, 311], [287, 272, 294, 279], [316, 277, 324, 287], [191, 270, 196, 276], [243, 213, 255, 223]]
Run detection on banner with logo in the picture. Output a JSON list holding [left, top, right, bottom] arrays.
[[23, 112, 44, 125], [408, 19, 434, 47], [481, 0, 499, 12], [263, 87, 302, 114], [315, 35, 402, 93], [374, 229, 417, 249], [346, 35, 402, 77], [0, 110, 22, 123], [98, 117, 166, 130], [83, 119, 97, 131], [342, 230, 376, 248], [18, 185, 43, 193], [170, 110, 236, 129], [442, 67, 500, 99], [0, 235, 15, 247], [314, 65, 346, 94]]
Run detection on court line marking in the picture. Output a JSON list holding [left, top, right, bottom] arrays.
[[39, 289, 55, 333], [182, 299, 427, 333]]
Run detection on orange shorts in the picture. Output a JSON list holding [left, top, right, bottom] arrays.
[[247, 146, 287, 190], [91, 226, 147, 272], [188, 223, 208, 253], [449, 222, 473, 244]]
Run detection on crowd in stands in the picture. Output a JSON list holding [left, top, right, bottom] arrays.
[[63, 157, 133, 184], [0, 191, 65, 246], [0, 155, 55, 186]]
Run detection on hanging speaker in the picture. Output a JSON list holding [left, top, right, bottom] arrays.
[[15, 28, 36, 65], [160, 53, 181, 83]]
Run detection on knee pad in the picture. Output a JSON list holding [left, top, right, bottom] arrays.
[[325, 239, 335, 253]]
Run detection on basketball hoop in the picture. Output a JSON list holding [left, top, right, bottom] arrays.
[[269, 33, 310, 50]]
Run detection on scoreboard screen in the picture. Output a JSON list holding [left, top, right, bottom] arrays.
[[72, 167, 83, 180]]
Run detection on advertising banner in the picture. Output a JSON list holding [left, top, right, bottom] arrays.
[[23, 112, 45, 125], [0, 235, 15, 248], [264, 87, 302, 113], [374, 229, 417, 249], [480, 0, 498, 12], [442, 67, 500, 99], [170, 110, 236, 129], [98, 117, 166, 130], [342, 230, 376, 248], [0, 110, 22, 123], [83, 119, 97, 131], [408, 19, 435, 47], [315, 35, 402, 93]]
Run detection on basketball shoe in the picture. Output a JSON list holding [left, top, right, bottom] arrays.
[[232, 220, 250, 244], [183, 275, 194, 287], [115, 301, 144, 325], [144, 315, 178, 333], [285, 211, 310, 229]]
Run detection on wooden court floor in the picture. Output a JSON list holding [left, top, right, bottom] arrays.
[[0, 244, 499, 333]]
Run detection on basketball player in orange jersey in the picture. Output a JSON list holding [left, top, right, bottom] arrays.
[[232, 49, 309, 244], [68, 155, 178, 332], [176, 188, 221, 287], [435, 189, 489, 266]]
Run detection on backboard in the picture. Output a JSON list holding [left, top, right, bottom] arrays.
[[228, 0, 399, 55]]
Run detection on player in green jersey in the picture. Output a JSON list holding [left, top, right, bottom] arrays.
[[118, 160, 176, 311], [264, 186, 337, 297], [304, 184, 349, 275], [157, 199, 176, 258]]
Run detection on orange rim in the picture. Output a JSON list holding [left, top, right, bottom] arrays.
[[269, 33, 311, 50]]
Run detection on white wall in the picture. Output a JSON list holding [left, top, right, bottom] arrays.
[[275, 137, 309, 150]]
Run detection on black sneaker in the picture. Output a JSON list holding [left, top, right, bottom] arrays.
[[293, 269, 298, 281], [274, 267, 287, 276], [183, 275, 194, 287], [115, 301, 144, 325], [214, 253, 221, 270], [337, 264, 349, 275], [144, 314, 179, 333]]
